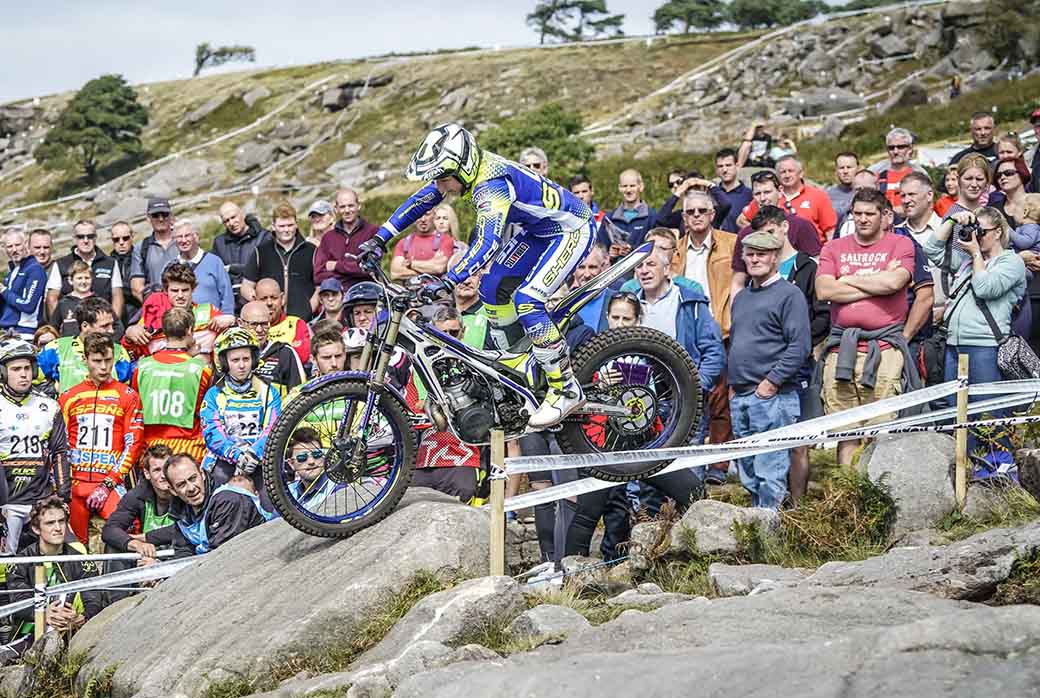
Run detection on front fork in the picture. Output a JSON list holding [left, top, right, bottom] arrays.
[[340, 305, 405, 474]]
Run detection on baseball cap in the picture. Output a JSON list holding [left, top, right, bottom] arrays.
[[308, 200, 334, 216], [146, 197, 171, 215], [318, 278, 343, 294], [743, 231, 783, 251], [1030, 107, 1040, 124]]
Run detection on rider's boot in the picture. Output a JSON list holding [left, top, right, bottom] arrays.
[[528, 340, 585, 429]]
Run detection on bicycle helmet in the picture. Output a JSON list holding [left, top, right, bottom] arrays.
[[214, 327, 259, 375], [342, 327, 367, 355], [406, 123, 481, 191], [0, 337, 37, 398]]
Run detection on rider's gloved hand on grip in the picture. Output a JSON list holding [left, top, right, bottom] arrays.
[[419, 276, 455, 304], [238, 449, 260, 475], [85, 483, 112, 513], [358, 238, 387, 275]]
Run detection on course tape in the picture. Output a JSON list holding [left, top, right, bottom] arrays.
[[0, 555, 195, 620], [500, 378, 1039, 512]]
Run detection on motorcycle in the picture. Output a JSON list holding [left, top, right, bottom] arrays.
[[261, 242, 702, 538]]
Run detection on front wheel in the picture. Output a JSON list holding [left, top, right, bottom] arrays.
[[261, 379, 417, 538], [556, 326, 701, 482]]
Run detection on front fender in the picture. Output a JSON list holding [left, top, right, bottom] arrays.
[[300, 370, 410, 409]]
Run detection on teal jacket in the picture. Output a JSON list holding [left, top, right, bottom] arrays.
[[923, 238, 1026, 347]]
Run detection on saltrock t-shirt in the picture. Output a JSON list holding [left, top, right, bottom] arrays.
[[816, 232, 916, 330]]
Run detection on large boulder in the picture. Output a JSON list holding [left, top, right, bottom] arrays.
[[184, 94, 232, 125], [243, 85, 272, 108], [76, 490, 490, 698], [941, 1, 989, 29], [142, 158, 224, 198], [393, 588, 1040, 698], [708, 563, 812, 597], [862, 433, 955, 536], [869, 34, 912, 58], [1015, 448, 1040, 503], [509, 604, 590, 640], [0, 105, 36, 136], [882, 82, 929, 113], [674, 499, 780, 556], [804, 521, 1040, 600], [356, 575, 525, 666], [96, 194, 149, 226], [784, 88, 866, 117], [234, 141, 278, 173]]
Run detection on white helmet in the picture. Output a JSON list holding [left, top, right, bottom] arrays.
[[405, 123, 481, 191], [342, 327, 367, 354]]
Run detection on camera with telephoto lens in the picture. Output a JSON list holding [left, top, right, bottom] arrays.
[[957, 221, 981, 242]]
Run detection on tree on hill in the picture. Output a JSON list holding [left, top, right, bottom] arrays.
[[653, 0, 724, 34], [480, 103, 595, 174], [527, 0, 625, 43], [193, 43, 256, 77], [727, 0, 827, 29], [34, 74, 148, 184]]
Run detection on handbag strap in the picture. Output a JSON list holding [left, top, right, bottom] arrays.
[[936, 272, 973, 332], [970, 285, 1007, 344]]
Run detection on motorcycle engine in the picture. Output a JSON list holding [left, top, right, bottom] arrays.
[[439, 363, 495, 443]]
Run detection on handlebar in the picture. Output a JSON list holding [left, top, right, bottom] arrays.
[[344, 253, 430, 309]]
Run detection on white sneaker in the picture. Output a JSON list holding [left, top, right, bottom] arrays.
[[528, 380, 585, 430]]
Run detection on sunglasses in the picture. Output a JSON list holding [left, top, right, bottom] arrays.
[[750, 171, 779, 184], [887, 143, 912, 151], [683, 207, 712, 216], [611, 290, 641, 304], [978, 226, 1000, 237], [668, 179, 683, 187], [149, 212, 171, 219], [523, 162, 543, 170], [75, 233, 97, 240], [442, 327, 463, 338], [293, 449, 324, 463], [111, 235, 131, 243], [996, 170, 1019, 179]]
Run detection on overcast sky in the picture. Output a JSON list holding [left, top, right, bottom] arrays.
[[0, 1, 683, 103]]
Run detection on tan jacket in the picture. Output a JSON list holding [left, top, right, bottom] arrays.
[[675, 228, 736, 338]]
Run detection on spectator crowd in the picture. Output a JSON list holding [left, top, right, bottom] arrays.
[[0, 103, 1038, 649]]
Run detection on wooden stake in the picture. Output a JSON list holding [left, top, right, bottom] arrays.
[[33, 565, 45, 642], [489, 429, 506, 577], [955, 353, 970, 509]]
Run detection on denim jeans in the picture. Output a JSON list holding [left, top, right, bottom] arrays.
[[943, 344, 1011, 466], [730, 390, 801, 509]]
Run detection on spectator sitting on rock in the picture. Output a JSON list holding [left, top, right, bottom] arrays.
[[171, 220, 234, 315], [212, 201, 270, 313], [166, 453, 268, 557], [728, 231, 810, 509], [240, 300, 304, 396], [390, 208, 454, 282], [598, 169, 656, 263], [950, 111, 998, 165], [815, 188, 920, 467], [102, 444, 175, 559], [870, 128, 929, 217], [827, 151, 859, 221], [729, 171, 822, 296], [7, 496, 102, 647], [242, 202, 318, 322]]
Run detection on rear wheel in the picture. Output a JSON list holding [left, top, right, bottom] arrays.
[[261, 379, 417, 538], [556, 326, 701, 482]]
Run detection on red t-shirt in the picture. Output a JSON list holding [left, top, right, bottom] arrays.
[[878, 166, 914, 210], [742, 185, 838, 245], [393, 231, 455, 263], [816, 232, 916, 330]]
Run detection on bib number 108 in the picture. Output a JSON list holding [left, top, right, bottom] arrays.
[[150, 390, 186, 418]]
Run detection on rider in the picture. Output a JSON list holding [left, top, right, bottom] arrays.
[[0, 337, 69, 554], [359, 123, 596, 428], [200, 327, 281, 496]]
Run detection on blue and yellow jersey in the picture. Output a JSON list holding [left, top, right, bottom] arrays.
[[377, 152, 592, 286]]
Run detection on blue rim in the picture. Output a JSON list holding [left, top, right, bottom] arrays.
[[278, 394, 406, 525]]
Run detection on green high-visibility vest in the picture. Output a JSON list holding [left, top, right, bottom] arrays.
[[136, 355, 207, 429], [142, 499, 173, 533], [55, 336, 129, 391]]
